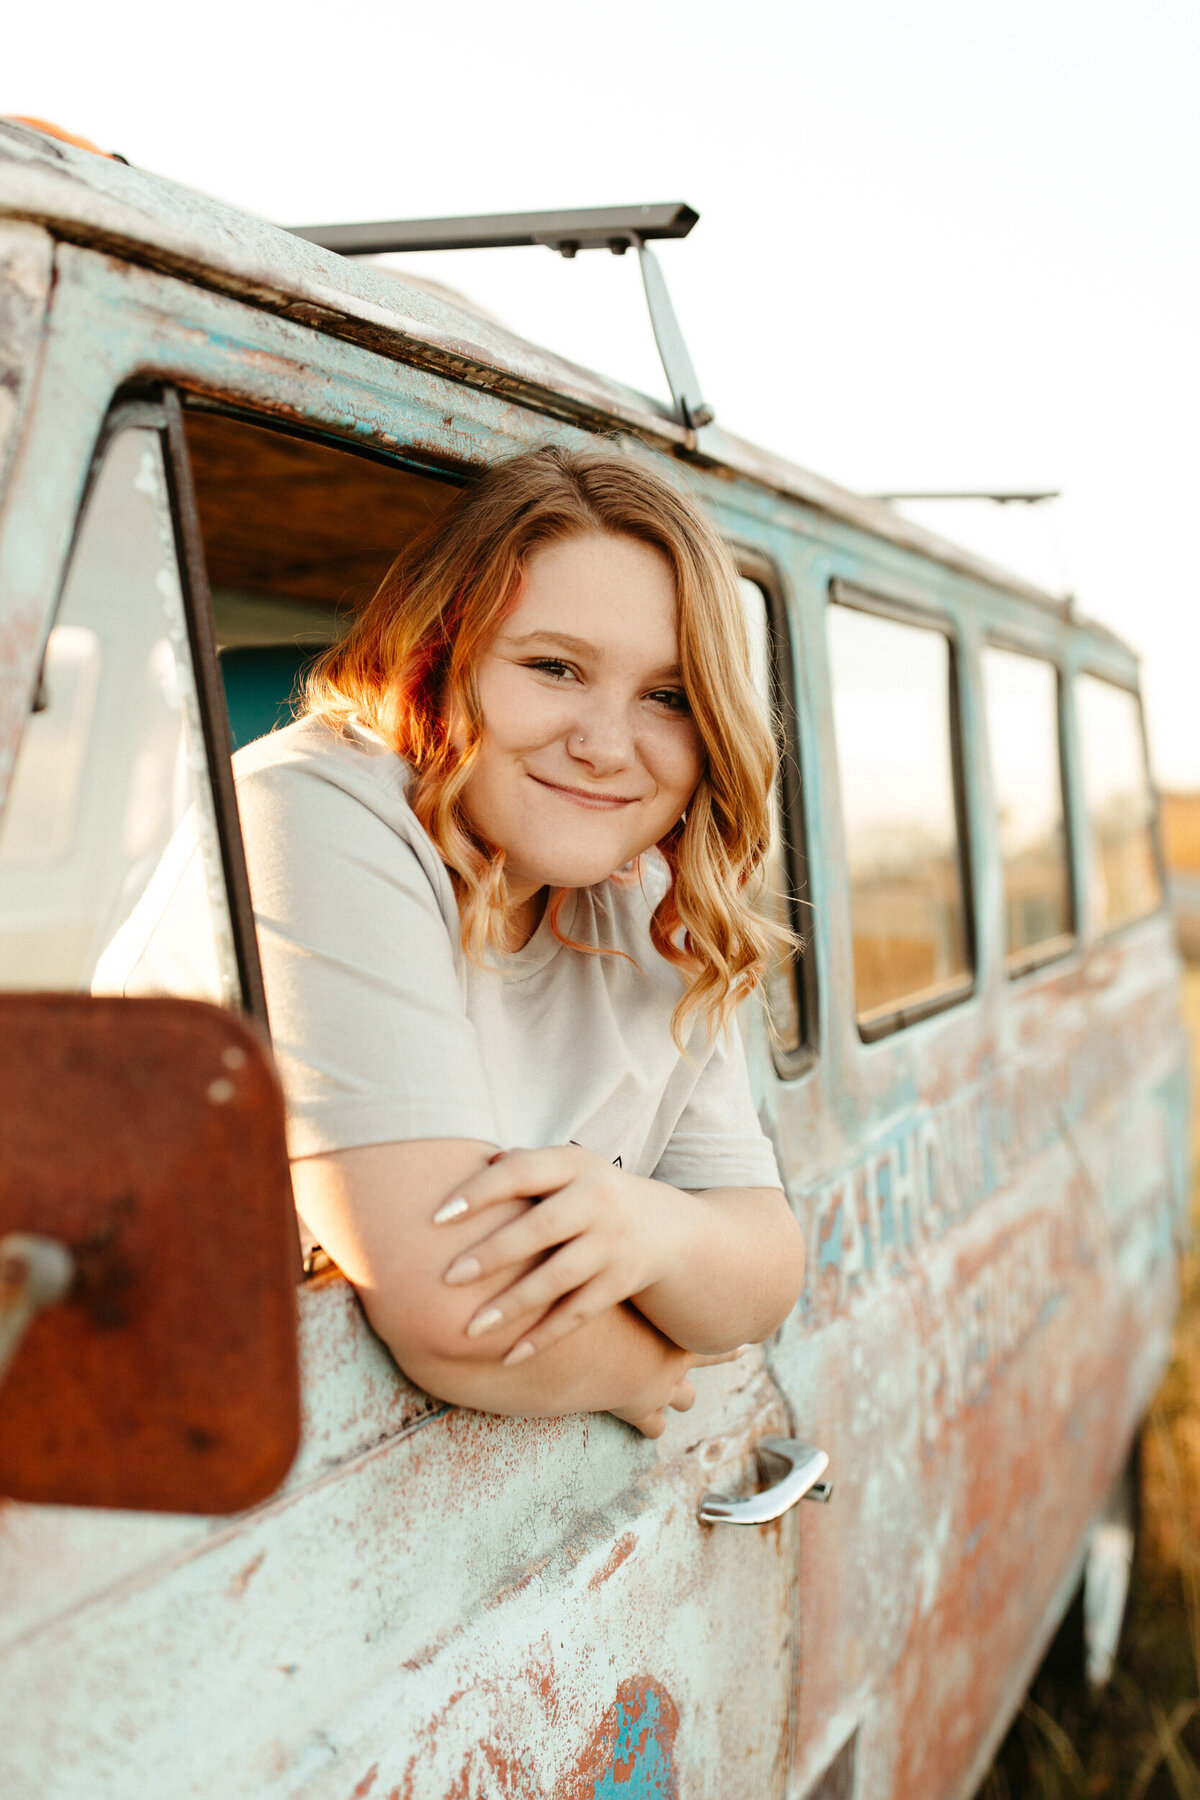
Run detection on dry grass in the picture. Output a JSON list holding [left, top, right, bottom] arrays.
[[1162, 795, 1200, 877], [981, 963, 1200, 1798]]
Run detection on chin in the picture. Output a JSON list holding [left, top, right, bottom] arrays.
[[522, 846, 646, 892], [536, 862, 630, 892]]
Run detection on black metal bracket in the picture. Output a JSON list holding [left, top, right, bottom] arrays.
[[287, 203, 714, 433]]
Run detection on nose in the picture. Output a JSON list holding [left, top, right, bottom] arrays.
[[566, 694, 636, 775]]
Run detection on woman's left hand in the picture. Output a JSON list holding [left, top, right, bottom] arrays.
[[432, 1145, 680, 1364]]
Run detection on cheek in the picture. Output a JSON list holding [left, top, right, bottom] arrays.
[[646, 720, 704, 803], [476, 666, 567, 751]]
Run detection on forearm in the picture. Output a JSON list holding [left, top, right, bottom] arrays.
[[385, 1299, 681, 1420], [631, 1183, 805, 1354]]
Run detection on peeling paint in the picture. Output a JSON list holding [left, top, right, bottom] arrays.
[[555, 1678, 679, 1800], [587, 1533, 638, 1594]]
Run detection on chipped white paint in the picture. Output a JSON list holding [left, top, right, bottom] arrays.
[[0, 1283, 794, 1799]]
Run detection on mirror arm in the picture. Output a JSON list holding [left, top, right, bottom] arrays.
[[0, 1234, 74, 1385]]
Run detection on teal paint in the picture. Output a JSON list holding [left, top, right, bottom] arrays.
[[591, 1684, 677, 1800]]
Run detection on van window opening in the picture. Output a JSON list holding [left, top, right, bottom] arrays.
[[180, 410, 461, 745], [982, 644, 1075, 974], [137, 408, 821, 1063], [827, 591, 974, 1037], [1076, 672, 1164, 934]]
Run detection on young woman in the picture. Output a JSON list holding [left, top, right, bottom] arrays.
[[114, 443, 807, 1436]]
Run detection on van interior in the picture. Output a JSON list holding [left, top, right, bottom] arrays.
[[183, 409, 462, 748]]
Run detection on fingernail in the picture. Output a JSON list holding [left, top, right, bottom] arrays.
[[443, 1255, 481, 1286], [465, 1305, 504, 1338], [433, 1196, 469, 1224], [504, 1340, 536, 1366]]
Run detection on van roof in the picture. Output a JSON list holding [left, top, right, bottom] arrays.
[[0, 120, 1127, 648]]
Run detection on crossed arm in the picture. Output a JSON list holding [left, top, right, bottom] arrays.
[[290, 1138, 806, 1436]]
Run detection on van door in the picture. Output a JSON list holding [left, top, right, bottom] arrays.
[[0, 251, 801, 1800], [726, 553, 923, 1800]]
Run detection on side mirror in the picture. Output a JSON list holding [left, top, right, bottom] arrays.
[[0, 994, 300, 1513]]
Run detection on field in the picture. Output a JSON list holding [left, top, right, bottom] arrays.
[[1162, 797, 1200, 875], [981, 961, 1200, 1799]]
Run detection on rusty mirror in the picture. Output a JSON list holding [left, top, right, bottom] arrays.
[[0, 994, 299, 1513], [0, 400, 301, 1512]]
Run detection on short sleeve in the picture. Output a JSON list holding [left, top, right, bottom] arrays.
[[234, 760, 501, 1159], [651, 1013, 783, 1191]]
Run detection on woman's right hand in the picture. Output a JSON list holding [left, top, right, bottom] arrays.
[[609, 1344, 748, 1438]]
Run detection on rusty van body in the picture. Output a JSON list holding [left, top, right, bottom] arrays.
[[0, 120, 1191, 1800]]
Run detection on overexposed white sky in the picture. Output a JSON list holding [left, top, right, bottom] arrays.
[[7, 0, 1198, 782]]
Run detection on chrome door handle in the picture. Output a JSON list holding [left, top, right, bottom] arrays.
[[699, 1438, 832, 1526]]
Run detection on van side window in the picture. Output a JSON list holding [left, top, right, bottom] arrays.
[[827, 596, 972, 1034], [0, 426, 239, 1002], [738, 576, 805, 1064], [1076, 672, 1163, 933], [982, 646, 1073, 970]]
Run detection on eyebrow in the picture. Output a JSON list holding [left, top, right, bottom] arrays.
[[501, 629, 682, 681]]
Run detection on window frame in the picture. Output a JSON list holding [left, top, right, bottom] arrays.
[[827, 577, 977, 1043], [982, 633, 1078, 979], [1074, 665, 1168, 941], [46, 387, 272, 1029], [736, 549, 816, 1079]]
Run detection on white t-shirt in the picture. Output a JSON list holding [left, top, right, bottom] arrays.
[[101, 716, 783, 1191]]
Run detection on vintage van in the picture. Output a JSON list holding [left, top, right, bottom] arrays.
[[0, 118, 1191, 1800]]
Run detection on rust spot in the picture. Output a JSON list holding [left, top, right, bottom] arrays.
[[3, 117, 120, 158], [351, 1767, 378, 1798], [587, 1531, 638, 1592], [227, 1549, 265, 1597]]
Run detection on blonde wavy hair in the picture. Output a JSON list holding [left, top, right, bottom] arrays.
[[305, 442, 793, 1044]]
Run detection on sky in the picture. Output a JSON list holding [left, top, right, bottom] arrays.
[[7, 0, 1198, 784]]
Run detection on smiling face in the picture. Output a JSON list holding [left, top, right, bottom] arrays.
[[456, 530, 704, 914]]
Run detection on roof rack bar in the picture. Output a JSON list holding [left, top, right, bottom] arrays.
[[870, 489, 1062, 505], [288, 202, 699, 259], [286, 203, 713, 432]]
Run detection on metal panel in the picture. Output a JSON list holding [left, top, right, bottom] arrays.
[[0, 1351, 794, 1799], [0, 247, 797, 1800], [0, 221, 52, 798], [0, 221, 50, 501], [694, 483, 1190, 1800]]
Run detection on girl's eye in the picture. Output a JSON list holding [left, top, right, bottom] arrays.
[[650, 688, 691, 714], [528, 658, 577, 682]]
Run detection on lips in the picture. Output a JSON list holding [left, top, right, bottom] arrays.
[[528, 775, 637, 810]]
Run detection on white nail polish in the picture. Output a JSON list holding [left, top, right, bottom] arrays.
[[504, 1340, 535, 1367], [433, 1195, 469, 1224], [466, 1306, 503, 1338]]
